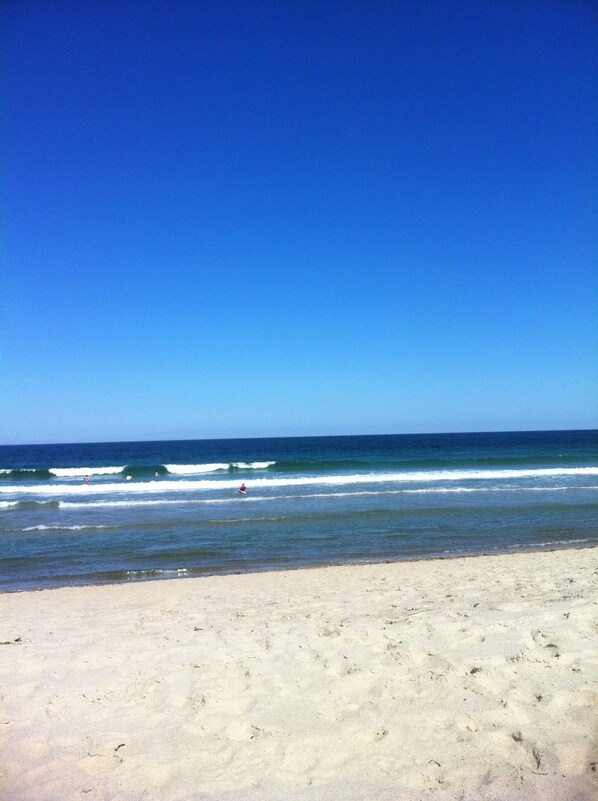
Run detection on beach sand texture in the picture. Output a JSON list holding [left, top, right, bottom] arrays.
[[1, 548, 597, 801]]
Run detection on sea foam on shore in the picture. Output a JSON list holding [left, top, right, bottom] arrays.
[[1, 547, 597, 800]]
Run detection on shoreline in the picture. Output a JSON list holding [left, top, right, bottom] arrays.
[[2, 547, 597, 800], [4, 538, 597, 595]]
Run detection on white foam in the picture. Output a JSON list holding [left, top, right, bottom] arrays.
[[18, 486, 592, 513], [60, 499, 192, 508], [165, 461, 275, 474], [126, 568, 191, 577], [506, 537, 592, 549], [233, 461, 275, 470], [0, 463, 276, 478], [51, 466, 124, 477], [165, 463, 230, 474], [21, 524, 110, 531], [0, 469, 40, 474], [1, 467, 597, 497]]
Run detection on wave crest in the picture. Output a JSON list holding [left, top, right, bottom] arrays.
[[0, 469, 54, 480], [1, 466, 597, 496]]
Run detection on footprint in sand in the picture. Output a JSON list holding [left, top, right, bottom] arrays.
[[281, 747, 319, 777], [532, 630, 560, 658]]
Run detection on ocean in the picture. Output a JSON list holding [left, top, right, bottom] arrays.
[[1, 430, 596, 592]]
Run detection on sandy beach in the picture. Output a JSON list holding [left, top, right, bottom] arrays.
[[1, 547, 597, 801]]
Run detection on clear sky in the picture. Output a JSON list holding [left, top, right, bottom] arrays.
[[2, 0, 597, 445]]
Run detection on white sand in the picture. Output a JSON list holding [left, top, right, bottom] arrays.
[[1, 547, 597, 801]]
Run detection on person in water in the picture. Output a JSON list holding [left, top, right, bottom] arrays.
[[239, 482, 247, 494]]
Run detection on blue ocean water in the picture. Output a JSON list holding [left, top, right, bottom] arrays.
[[0, 431, 597, 592]]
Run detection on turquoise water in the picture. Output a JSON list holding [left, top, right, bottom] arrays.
[[1, 430, 597, 591]]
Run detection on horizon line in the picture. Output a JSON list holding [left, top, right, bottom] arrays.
[[1, 427, 596, 449]]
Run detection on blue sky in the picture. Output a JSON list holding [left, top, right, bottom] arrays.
[[2, 0, 597, 444]]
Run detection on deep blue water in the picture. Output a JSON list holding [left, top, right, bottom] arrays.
[[1, 430, 597, 591]]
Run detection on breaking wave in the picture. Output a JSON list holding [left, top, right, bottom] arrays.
[[0, 462, 277, 480], [1, 467, 597, 497], [0, 469, 54, 480]]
